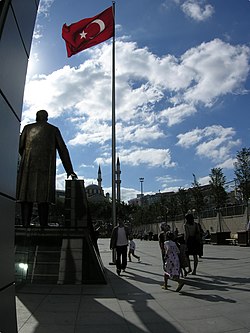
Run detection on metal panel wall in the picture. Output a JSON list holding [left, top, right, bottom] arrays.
[[0, 1, 39, 332]]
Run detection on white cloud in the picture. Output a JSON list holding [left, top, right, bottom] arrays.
[[159, 104, 197, 126], [31, 0, 55, 44], [24, 39, 249, 130], [23, 38, 249, 170], [95, 147, 175, 168], [181, 0, 214, 22], [196, 175, 210, 186], [180, 39, 250, 106], [121, 187, 140, 203], [56, 172, 68, 190], [216, 157, 237, 170], [38, 0, 55, 17], [176, 125, 241, 164], [116, 122, 166, 144], [120, 148, 176, 168], [156, 175, 185, 192]]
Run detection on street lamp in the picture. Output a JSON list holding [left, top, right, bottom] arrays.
[[139, 177, 144, 228], [139, 177, 144, 200]]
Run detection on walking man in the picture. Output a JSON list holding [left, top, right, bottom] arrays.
[[110, 219, 130, 275]]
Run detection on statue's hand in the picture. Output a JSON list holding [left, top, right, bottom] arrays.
[[68, 172, 78, 179]]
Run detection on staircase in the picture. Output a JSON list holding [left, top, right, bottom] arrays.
[[27, 246, 61, 283], [15, 227, 107, 284]]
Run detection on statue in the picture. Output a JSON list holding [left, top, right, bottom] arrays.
[[16, 110, 77, 227]]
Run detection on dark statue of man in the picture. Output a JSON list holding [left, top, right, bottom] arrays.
[[16, 110, 77, 227]]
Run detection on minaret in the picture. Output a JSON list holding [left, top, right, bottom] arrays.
[[116, 157, 121, 203], [97, 165, 102, 189]]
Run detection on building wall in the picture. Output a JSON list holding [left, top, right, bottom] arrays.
[[0, 0, 39, 331]]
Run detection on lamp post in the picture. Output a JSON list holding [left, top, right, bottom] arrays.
[[139, 177, 144, 231], [139, 177, 144, 202]]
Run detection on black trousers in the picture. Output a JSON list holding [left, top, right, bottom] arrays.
[[116, 245, 128, 270]]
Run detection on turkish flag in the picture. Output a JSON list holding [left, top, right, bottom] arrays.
[[62, 6, 114, 57]]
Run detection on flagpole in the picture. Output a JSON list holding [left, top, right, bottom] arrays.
[[109, 1, 117, 266], [111, 1, 116, 228]]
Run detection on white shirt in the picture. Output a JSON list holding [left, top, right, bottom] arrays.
[[117, 227, 128, 246], [129, 240, 136, 250]]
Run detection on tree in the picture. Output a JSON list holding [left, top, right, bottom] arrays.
[[209, 167, 227, 209], [176, 188, 191, 217], [164, 194, 179, 222], [190, 174, 205, 217], [234, 147, 250, 205]]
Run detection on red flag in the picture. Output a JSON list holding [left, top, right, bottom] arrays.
[[62, 6, 114, 57]]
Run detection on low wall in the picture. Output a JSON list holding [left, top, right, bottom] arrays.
[[133, 210, 248, 237]]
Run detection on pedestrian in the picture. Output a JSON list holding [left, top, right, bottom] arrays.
[[176, 234, 189, 277], [184, 213, 201, 275], [128, 236, 141, 262], [197, 222, 204, 258], [158, 222, 170, 265], [174, 227, 179, 239], [162, 231, 185, 292], [110, 219, 130, 276], [246, 220, 250, 231]]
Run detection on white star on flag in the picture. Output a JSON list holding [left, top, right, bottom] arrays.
[[80, 30, 87, 39]]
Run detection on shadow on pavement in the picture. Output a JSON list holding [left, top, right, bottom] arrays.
[[16, 267, 183, 333]]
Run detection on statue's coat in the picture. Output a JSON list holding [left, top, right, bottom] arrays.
[[17, 121, 74, 203]]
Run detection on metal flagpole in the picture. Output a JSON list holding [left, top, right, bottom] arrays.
[[111, 1, 116, 228], [110, 1, 116, 265]]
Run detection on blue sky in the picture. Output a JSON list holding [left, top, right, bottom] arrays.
[[22, 0, 250, 202]]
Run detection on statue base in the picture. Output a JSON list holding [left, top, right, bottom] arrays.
[[15, 227, 107, 284]]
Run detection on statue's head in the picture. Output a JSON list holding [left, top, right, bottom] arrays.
[[36, 110, 48, 122]]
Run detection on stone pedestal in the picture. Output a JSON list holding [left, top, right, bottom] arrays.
[[15, 228, 107, 284], [64, 180, 88, 228], [15, 180, 107, 284]]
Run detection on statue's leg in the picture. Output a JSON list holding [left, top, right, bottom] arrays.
[[38, 202, 49, 227], [21, 202, 33, 227]]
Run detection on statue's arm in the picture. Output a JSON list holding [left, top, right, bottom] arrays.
[[55, 128, 77, 178]]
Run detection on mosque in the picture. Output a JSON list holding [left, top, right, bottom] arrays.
[[85, 165, 109, 203], [85, 158, 121, 203]]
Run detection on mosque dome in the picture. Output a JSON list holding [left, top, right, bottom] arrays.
[[86, 184, 102, 196]]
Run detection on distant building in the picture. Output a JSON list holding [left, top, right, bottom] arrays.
[[128, 183, 238, 210], [128, 195, 142, 206]]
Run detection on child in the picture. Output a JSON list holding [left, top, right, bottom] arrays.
[[158, 222, 170, 265], [162, 231, 184, 292], [128, 236, 141, 262], [176, 234, 190, 277]]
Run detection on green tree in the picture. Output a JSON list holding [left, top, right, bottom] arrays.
[[165, 195, 179, 221], [234, 147, 250, 205], [190, 174, 205, 218], [209, 167, 227, 209], [176, 188, 191, 217]]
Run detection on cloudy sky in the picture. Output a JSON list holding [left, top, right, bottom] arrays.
[[22, 0, 250, 202]]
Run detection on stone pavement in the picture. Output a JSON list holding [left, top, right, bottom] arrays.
[[16, 239, 250, 333]]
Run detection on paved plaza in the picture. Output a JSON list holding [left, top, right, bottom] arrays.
[[16, 238, 250, 333]]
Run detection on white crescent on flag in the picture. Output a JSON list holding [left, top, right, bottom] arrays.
[[80, 19, 105, 40], [88, 19, 105, 39], [91, 19, 105, 32]]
